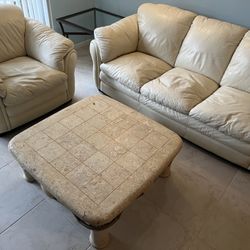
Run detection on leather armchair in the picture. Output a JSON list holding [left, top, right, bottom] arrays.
[[0, 4, 77, 134]]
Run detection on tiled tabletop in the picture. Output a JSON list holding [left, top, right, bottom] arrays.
[[9, 95, 182, 227]]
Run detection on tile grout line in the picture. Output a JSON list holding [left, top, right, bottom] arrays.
[[216, 168, 239, 202], [0, 159, 15, 171], [0, 198, 45, 235]]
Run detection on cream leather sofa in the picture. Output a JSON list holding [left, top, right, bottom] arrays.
[[0, 5, 77, 134], [90, 3, 250, 169]]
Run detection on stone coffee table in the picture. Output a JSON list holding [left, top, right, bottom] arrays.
[[9, 95, 182, 249]]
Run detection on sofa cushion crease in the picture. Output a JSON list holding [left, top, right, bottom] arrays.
[[0, 57, 68, 106], [190, 86, 250, 143], [141, 67, 218, 114], [100, 52, 172, 93], [137, 3, 197, 66], [175, 16, 247, 82]]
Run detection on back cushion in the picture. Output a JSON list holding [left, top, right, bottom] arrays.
[[175, 16, 247, 83], [95, 15, 138, 63], [137, 3, 196, 66], [221, 31, 250, 93], [0, 4, 26, 63]]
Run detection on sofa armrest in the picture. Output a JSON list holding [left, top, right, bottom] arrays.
[[94, 14, 138, 63], [90, 40, 102, 89], [25, 19, 74, 72]]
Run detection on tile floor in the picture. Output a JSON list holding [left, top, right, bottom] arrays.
[[0, 42, 250, 250]]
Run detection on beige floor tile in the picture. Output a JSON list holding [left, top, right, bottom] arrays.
[[225, 169, 250, 205], [199, 188, 250, 250], [175, 141, 237, 190], [143, 161, 224, 236]]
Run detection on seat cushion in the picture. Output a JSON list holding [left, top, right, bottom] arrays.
[[0, 5, 26, 63], [0, 57, 67, 106], [221, 31, 250, 93], [190, 86, 250, 143], [175, 16, 247, 83], [137, 3, 196, 66], [141, 68, 218, 114], [100, 52, 172, 93]]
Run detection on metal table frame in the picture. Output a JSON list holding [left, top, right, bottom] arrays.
[[56, 8, 124, 37]]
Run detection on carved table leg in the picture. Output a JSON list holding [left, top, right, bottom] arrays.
[[160, 161, 172, 178], [89, 229, 110, 249], [22, 169, 35, 182]]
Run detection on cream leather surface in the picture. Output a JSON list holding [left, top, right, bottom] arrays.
[[94, 15, 138, 63], [137, 3, 196, 66], [221, 31, 250, 93], [100, 73, 140, 101], [100, 52, 172, 93], [0, 5, 26, 63], [25, 19, 74, 71], [90, 40, 102, 89], [141, 68, 218, 114], [0, 57, 67, 106], [64, 50, 77, 98], [190, 87, 250, 143], [0, 99, 10, 131], [0, 78, 6, 98], [176, 16, 247, 82], [187, 116, 250, 156], [0, 5, 76, 134]]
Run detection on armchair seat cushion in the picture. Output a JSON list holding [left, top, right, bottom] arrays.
[[141, 67, 218, 114], [0, 57, 67, 106], [100, 52, 172, 93], [190, 86, 250, 143]]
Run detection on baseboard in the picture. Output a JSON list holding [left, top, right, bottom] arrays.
[[74, 39, 92, 49]]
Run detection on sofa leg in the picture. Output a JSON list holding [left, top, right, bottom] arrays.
[[22, 169, 35, 182], [89, 229, 110, 249], [160, 162, 172, 178]]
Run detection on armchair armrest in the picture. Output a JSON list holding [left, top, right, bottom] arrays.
[[0, 78, 6, 98], [25, 19, 74, 71], [94, 14, 138, 63]]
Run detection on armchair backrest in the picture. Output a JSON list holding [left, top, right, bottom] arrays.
[[0, 4, 26, 63]]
